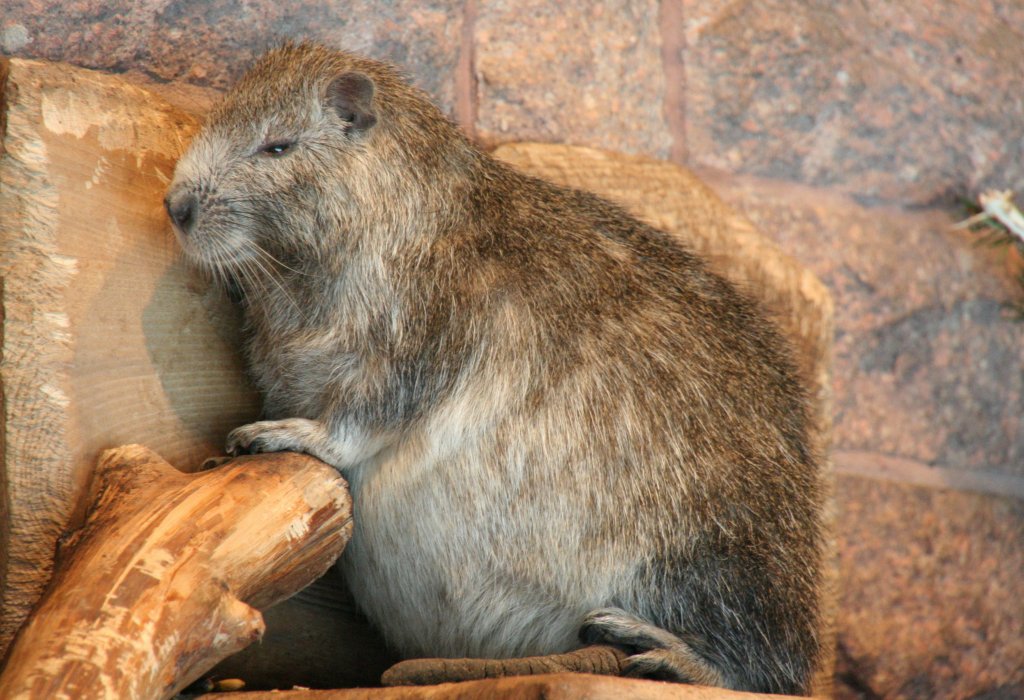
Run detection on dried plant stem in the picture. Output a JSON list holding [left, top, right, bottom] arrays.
[[979, 190, 1024, 243], [953, 189, 1024, 244]]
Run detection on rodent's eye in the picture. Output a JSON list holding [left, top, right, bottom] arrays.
[[259, 141, 294, 156]]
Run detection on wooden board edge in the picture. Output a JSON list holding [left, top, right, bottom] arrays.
[[0, 56, 10, 649], [0, 56, 9, 157]]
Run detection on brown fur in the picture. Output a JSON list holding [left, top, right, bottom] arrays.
[[166, 43, 826, 694]]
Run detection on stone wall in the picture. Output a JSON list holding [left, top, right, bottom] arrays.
[[5, 1, 1023, 205], [3, 3, 1022, 698]]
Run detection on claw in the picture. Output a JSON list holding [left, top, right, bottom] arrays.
[[200, 455, 233, 471]]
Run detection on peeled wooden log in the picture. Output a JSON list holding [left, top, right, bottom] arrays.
[[0, 445, 352, 700]]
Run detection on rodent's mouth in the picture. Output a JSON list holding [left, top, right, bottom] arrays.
[[174, 226, 255, 272]]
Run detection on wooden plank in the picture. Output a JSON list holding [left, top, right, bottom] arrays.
[[195, 673, 798, 699], [0, 58, 258, 654]]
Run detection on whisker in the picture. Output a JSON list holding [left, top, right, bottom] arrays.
[[250, 241, 311, 277], [242, 241, 308, 322]]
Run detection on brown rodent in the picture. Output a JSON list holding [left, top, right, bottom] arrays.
[[165, 43, 826, 695]]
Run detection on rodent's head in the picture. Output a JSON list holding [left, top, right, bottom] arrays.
[[166, 43, 469, 279]]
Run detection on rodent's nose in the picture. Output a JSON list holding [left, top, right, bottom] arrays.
[[164, 190, 198, 234]]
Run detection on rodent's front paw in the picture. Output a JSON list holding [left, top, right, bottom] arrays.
[[225, 417, 330, 459], [226, 420, 299, 456]]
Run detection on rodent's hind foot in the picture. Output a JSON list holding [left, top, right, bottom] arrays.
[[579, 608, 725, 687], [580, 608, 680, 651], [621, 648, 718, 684]]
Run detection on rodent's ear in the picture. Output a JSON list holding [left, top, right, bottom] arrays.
[[327, 72, 377, 132]]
